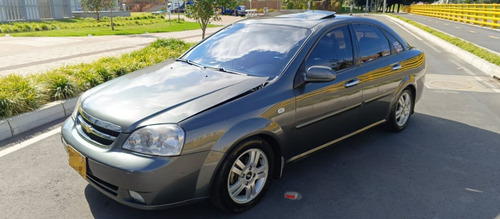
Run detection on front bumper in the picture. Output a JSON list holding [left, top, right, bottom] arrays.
[[61, 118, 210, 210]]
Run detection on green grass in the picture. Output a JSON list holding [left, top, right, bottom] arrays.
[[389, 14, 500, 67], [0, 13, 217, 37], [7, 20, 213, 37], [0, 38, 194, 119]]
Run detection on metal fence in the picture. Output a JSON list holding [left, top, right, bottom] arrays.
[[409, 4, 500, 28], [0, 0, 72, 21]]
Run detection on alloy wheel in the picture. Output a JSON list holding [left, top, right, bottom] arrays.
[[227, 148, 269, 204]]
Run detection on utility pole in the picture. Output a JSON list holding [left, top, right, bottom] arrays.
[[167, 0, 171, 26], [383, 0, 386, 13], [365, 0, 368, 13], [177, 0, 182, 23]]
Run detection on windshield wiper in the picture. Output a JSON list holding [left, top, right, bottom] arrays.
[[206, 66, 247, 76], [177, 59, 248, 76], [176, 58, 205, 68]]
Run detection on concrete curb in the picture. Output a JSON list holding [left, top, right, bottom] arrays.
[[384, 15, 500, 79], [0, 97, 78, 142]]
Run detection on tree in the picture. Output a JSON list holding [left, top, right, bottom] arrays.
[[186, 0, 222, 39], [329, 0, 342, 12], [218, 0, 239, 10], [80, 0, 116, 22]]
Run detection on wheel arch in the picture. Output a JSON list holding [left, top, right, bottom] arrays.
[[194, 118, 285, 198], [388, 76, 417, 118]]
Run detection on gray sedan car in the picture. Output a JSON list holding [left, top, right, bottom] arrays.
[[61, 11, 425, 212]]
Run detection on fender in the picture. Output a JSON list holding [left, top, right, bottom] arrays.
[[193, 117, 285, 198]]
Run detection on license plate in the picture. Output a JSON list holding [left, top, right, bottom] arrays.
[[68, 145, 86, 179]]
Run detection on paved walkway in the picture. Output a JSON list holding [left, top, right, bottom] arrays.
[[0, 15, 243, 76], [398, 13, 500, 56]]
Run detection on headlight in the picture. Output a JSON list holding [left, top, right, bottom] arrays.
[[122, 125, 185, 156], [71, 96, 82, 120]]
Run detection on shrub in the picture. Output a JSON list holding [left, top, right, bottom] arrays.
[[11, 26, 20, 33], [0, 74, 44, 118], [43, 71, 79, 101], [23, 24, 31, 32], [40, 24, 49, 31]]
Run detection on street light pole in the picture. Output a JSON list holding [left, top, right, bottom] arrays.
[[365, 0, 368, 13]]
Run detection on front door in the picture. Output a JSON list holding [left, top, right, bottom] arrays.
[[292, 25, 362, 157]]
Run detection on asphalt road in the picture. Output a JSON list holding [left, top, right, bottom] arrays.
[[1, 15, 500, 218], [398, 13, 500, 55]]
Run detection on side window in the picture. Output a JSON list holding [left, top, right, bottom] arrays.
[[305, 26, 354, 72], [353, 24, 390, 63], [384, 30, 404, 53]]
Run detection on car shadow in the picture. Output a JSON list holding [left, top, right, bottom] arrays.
[[85, 113, 500, 218]]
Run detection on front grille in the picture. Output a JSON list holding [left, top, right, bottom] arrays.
[[75, 108, 121, 147]]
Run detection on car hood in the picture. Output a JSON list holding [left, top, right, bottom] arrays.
[[81, 61, 268, 132]]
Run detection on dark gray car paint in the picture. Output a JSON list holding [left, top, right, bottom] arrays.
[[61, 13, 426, 210], [81, 61, 269, 132]]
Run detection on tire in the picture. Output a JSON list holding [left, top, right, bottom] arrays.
[[210, 137, 274, 213], [387, 89, 414, 132]]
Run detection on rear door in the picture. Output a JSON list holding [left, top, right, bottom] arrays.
[[351, 24, 405, 128]]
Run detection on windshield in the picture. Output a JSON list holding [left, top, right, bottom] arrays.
[[181, 23, 311, 77]]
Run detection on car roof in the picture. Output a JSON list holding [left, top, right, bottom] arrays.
[[240, 11, 390, 31]]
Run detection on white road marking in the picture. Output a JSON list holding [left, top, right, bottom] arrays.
[[386, 18, 441, 53], [474, 76, 500, 93], [0, 128, 61, 158], [421, 41, 442, 53], [465, 188, 484, 193], [449, 59, 475, 76], [387, 19, 422, 40]]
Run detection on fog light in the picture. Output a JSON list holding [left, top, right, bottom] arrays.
[[129, 190, 145, 204]]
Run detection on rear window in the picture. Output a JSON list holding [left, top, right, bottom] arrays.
[[353, 24, 391, 63]]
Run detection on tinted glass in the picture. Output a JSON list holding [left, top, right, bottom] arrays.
[[353, 24, 391, 63], [305, 26, 354, 72], [182, 23, 311, 77], [384, 30, 404, 53]]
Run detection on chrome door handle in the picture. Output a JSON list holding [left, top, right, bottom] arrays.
[[392, 63, 402, 71], [345, 79, 359, 88]]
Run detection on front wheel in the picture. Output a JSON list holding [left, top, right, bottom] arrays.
[[211, 138, 274, 213], [388, 89, 414, 132]]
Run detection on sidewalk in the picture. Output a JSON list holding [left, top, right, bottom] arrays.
[[0, 15, 243, 76]]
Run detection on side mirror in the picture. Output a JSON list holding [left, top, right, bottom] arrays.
[[304, 66, 336, 82]]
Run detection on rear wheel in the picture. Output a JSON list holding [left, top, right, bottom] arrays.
[[388, 89, 413, 132], [211, 138, 274, 213]]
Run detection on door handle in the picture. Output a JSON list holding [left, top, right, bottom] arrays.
[[392, 63, 402, 71], [345, 79, 359, 88]]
